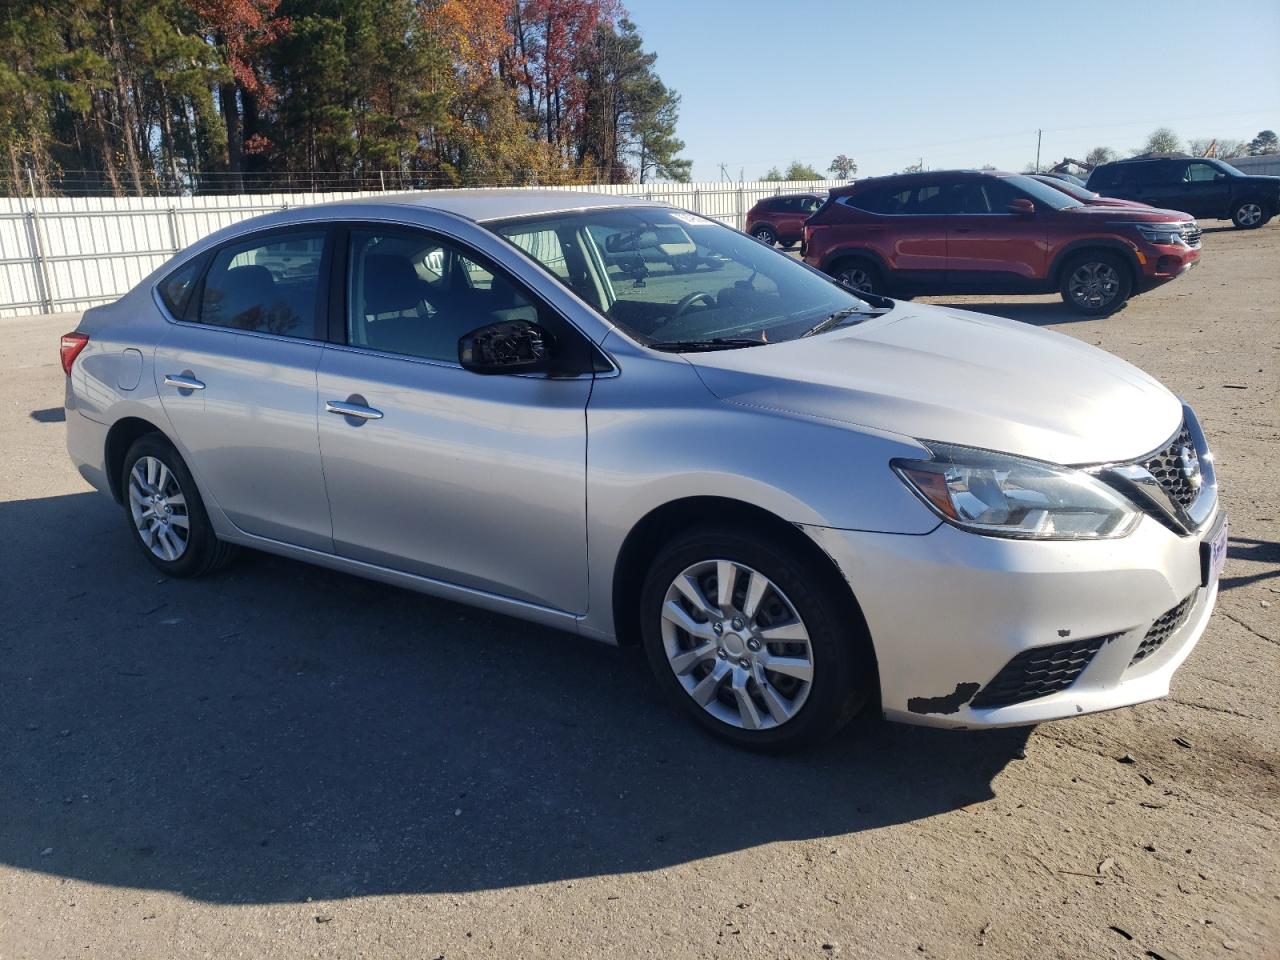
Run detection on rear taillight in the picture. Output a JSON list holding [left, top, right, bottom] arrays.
[[60, 332, 89, 376]]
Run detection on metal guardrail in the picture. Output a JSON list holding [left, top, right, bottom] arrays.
[[0, 180, 844, 317]]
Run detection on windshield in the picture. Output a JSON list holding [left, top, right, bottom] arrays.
[[1210, 159, 1245, 177], [1007, 174, 1084, 210], [490, 207, 876, 348]]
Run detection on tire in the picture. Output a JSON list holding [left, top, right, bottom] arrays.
[[1058, 251, 1133, 315], [751, 225, 777, 246], [1231, 198, 1269, 229], [640, 525, 873, 752], [829, 256, 882, 296], [120, 433, 238, 577]]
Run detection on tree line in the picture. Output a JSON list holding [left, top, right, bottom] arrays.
[[1080, 126, 1279, 168], [0, 0, 692, 195]]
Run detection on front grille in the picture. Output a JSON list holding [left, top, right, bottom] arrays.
[[969, 634, 1112, 710], [1129, 592, 1197, 667], [1180, 222, 1202, 248], [1143, 423, 1200, 509]]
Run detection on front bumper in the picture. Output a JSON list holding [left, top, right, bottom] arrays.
[[1138, 241, 1199, 282], [805, 512, 1220, 729]]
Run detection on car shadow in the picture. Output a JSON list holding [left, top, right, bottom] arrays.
[[1222, 536, 1280, 591], [922, 300, 1111, 327], [0, 492, 1028, 904], [29, 407, 65, 423]]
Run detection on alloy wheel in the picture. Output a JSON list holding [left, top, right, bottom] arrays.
[[1067, 261, 1120, 310], [838, 267, 873, 293], [1236, 202, 1263, 227], [127, 455, 190, 561], [660, 559, 814, 730]]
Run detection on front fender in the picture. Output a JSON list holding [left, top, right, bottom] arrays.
[[581, 336, 937, 638]]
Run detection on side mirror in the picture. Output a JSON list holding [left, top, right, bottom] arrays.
[[1214, 172, 1227, 181], [1007, 198, 1036, 216], [458, 320, 552, 375]]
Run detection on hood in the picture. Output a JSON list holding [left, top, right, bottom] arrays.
[[685, 303, 1182, 466], [1238, 174, 1280, 187], [1087, 196, 1154, 209], [1061, 204, 1191, 223]]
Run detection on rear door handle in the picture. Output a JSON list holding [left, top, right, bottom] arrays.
[[954, 226, 972, 234], [163, 374, 205, 391], [325, 398, 383, 421]]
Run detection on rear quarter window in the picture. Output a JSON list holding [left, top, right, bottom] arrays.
[[157, 256, 206, 319]]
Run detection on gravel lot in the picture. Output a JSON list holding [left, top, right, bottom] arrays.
[[1, 223, 1276, 960]]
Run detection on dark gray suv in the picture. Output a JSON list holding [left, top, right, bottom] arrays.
[[1087, 155, 1280, 229]]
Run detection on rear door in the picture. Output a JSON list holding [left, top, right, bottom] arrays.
[[315, 223, 593, 613], [153, 226, 333, 551], [1127, 160, 1181, 209], [946, 177, 1047, 290]]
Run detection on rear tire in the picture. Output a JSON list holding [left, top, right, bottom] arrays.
[[829, 256, 882, 296], [1058, 251, 1132, 315], [121, 433, 238, 578], [751, 225, 778, 246], [640, 525, 872, 752], [1231, 199, 1269, 229]]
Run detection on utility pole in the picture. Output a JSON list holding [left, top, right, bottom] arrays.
[[1035, 129, 1042, 173]]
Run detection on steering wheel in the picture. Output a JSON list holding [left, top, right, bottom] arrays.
[[672, 291, 716, 319]]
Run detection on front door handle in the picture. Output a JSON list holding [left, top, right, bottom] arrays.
[[163, 373, 205, 391], [325, 397, 383, 421]]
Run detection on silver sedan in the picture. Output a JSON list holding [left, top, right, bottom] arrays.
[[62, 190, 1227, 751]]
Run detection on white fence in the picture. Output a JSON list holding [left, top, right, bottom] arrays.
[[0, 179, 845, 318]]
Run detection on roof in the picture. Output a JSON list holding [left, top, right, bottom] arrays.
[[828, 169, 1017, 195], [317, 188, 659, 222]]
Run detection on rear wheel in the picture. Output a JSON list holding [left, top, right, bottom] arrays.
[[1231, 199, 1269, 229], [121, 433, 237, 577], [830, 257, 882, 296], [751, 225, 778, 246], [640, 526, 872, 752], [1059, 251, 1132, 315]]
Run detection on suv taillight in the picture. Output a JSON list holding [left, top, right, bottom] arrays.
[[60, 332, 89, 376]]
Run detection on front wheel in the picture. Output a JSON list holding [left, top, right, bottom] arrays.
[[1231, 199, 1269, 229], [640, 527, 872, 752], [1059, 251, 1132, 315], [121, 433, 238, 577]]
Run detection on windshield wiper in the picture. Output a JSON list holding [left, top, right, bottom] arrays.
[[648, 337, 769, 352], [800, 305, 878, 338]]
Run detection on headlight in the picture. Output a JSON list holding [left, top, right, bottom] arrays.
[[891, 443, 1140, 540], [1120, 221, 1188, 245]]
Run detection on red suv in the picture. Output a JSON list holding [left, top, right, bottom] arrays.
[[745, 193, 825, 247], [803, 171, 1201, 314]]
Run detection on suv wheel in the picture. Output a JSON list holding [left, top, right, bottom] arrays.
[[640, 526, 871, 752], [751, 225, 777, 246], [831, 257, 881, 296], [1059, 252, 1132, 315], [1231, 199, 1269, 229], [121, 433, 238, 577]]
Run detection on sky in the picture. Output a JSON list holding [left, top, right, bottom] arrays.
[[622, 0, 1280, 181]]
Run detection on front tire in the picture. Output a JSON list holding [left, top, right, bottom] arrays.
[[751, 225, 778, 246], [121, 433, 237, 577], [640, 526, 872, 752], [1059, 251, 1132, 315], [1231, 199, 1269, 229]]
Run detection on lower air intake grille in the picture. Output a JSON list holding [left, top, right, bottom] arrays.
[[969, 635, 1112, 710], [1129, 592, 1197, 667]]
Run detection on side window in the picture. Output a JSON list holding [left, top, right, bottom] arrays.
[[1091, 166, 1122, 189], [1184, 162, 1220, 182], [346, 229, 541, 363], [505, 227, 571, 281], [157, 255, 204, 318], [1133, 162, 1174, 185], [198, 231, 326, 337], [846, 186, 913, 214], [800, 196, 824, 213], [962, 178, 1021, 213]]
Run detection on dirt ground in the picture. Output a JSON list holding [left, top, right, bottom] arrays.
[[0, 223, 1276, 960]]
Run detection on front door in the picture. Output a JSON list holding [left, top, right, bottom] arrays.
[[1167, 160, 1233, 218], [316, 225, 592, 613], [946, 177, 1047, 290], [153, 226, 333, 551]]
